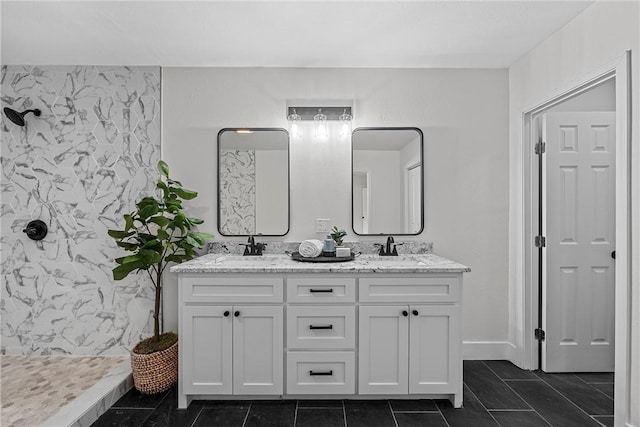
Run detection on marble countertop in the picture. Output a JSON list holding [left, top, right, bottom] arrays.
[[170, 253, 470, 274]]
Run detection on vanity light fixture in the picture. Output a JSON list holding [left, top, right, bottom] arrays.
[[236, 129, 254, 134], [285, 106, 353, 140]]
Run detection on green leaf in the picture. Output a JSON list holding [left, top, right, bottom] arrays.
[[116, 241, 139, 251], [157, 229, 169, 240], [158, 160, 170, 177], [148, 216, 170, 227], [113, 260, 145, 281], [166, 254, 188, 263], [172, 187, 198, 200], [185, 235, 198, 247], [139, 249, 162, 265], [188, 217, 204, 225], [137, 233, 156, 243], [141, 239, 162, 251], [121, 254, 143, 264], [139, 202, 159, 219], [136, 197, 157, 209], [157, 180, 169, 198], [108, 229, 135, 239], [124, 214, 134, 231]]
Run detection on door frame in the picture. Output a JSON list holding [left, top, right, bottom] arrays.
[[520, 51, 630, 423]]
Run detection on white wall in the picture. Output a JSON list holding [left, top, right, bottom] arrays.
[[508, 2, 639, 424], [162, 67, 510, 356], [255, 150, 288, 233]]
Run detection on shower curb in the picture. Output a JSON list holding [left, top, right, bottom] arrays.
[[42, 358, 133, 427]]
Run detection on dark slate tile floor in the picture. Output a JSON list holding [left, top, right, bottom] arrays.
[[92, 360, 614, 427]]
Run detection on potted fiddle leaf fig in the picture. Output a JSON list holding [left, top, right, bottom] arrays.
[[108, 160, 212, 394]]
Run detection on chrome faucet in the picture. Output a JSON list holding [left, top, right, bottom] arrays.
[[240, 235, 266, 256]]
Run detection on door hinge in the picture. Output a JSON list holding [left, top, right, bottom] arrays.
[[535, 236, 546, 248], [535, 141, 546, 155], [535, 328, 546, 341]]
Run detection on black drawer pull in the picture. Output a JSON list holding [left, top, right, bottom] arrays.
[[223, 311, 230, 317], [234, 311, 240, 317], [412, 310, 419, 316], [402, 310, 409, 317], [309, 288, 333, 293], [309, 325, 333, 330], [309, 370, 333, 376]]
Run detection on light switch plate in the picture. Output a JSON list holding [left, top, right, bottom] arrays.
[[315, 219, 331, 233]]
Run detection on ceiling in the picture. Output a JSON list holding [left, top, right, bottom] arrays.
[[1, 1, 594, 68]]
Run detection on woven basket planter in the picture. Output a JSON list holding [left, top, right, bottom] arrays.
[[131, 340, 178, 394]]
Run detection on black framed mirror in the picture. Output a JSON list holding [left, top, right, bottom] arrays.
[[351, 127, 424, 235], [217, 128, 290, 236]]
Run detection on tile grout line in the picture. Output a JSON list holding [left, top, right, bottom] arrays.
[[534, 371, 614, 419], [387, 400, 399, 427], [189, 405, 204, 427], [435, 400, 452, 427], [293, 400, 298, 427], [342, 399, 347, 427], [481, 361, 553, 427], [240, 402, 252, 427], [462, 380, 502, 427], [573, 375, 615, 402]]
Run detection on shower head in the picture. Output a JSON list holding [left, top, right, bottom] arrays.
[[3, 107, 41, 127]]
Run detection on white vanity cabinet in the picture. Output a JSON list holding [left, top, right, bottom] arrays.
[[358, 276, 462, 406], [175, 258, 467, 409], [178, 275, 284, 408]]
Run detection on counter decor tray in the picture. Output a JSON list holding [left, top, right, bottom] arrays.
[[288, 251, 356, 263]]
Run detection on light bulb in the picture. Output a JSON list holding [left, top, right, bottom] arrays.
[[339, 109, 352, 138], [287, 109, 302, 138], [314, 108, 328, 140]]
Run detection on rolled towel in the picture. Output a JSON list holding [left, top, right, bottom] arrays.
[[298, 239, 324, 258]]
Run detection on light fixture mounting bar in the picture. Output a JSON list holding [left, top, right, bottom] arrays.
[[287, 106, 352, 121]]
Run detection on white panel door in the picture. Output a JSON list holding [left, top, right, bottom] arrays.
[[409, 305, 459, 394], [182, 305, 232, 394], [543, 112, 616, 372], [233, 305, 283, 394], [358, 306, 408, 394]]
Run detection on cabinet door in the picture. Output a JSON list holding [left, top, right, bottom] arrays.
[[358, 306, 409, 394], [182, 305, 232, 394], [409, 305, 460, 394], [233, 305, 284, 394]]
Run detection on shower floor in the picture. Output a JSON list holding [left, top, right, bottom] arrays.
[[1, 355, 131, 427]]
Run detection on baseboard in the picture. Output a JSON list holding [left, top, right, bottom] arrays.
[[462, 341, 517, 360]]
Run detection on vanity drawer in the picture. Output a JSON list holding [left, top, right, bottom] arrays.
[[359, 276, 460, 303], [287, 306, 355, 349], [286, 351, 355, 395], [182, 276, 284, 303], [287, 277, 356, 303]]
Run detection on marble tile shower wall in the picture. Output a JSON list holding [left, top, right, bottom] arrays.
[[0, 65, 161, 355]]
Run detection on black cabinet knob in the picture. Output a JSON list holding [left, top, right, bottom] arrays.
[[402, 310, 408, 317], [412, 310, 419, 316], [611, 251, 616, 259], [234, 311, 240, 317], [223, 311, 230, 317]]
